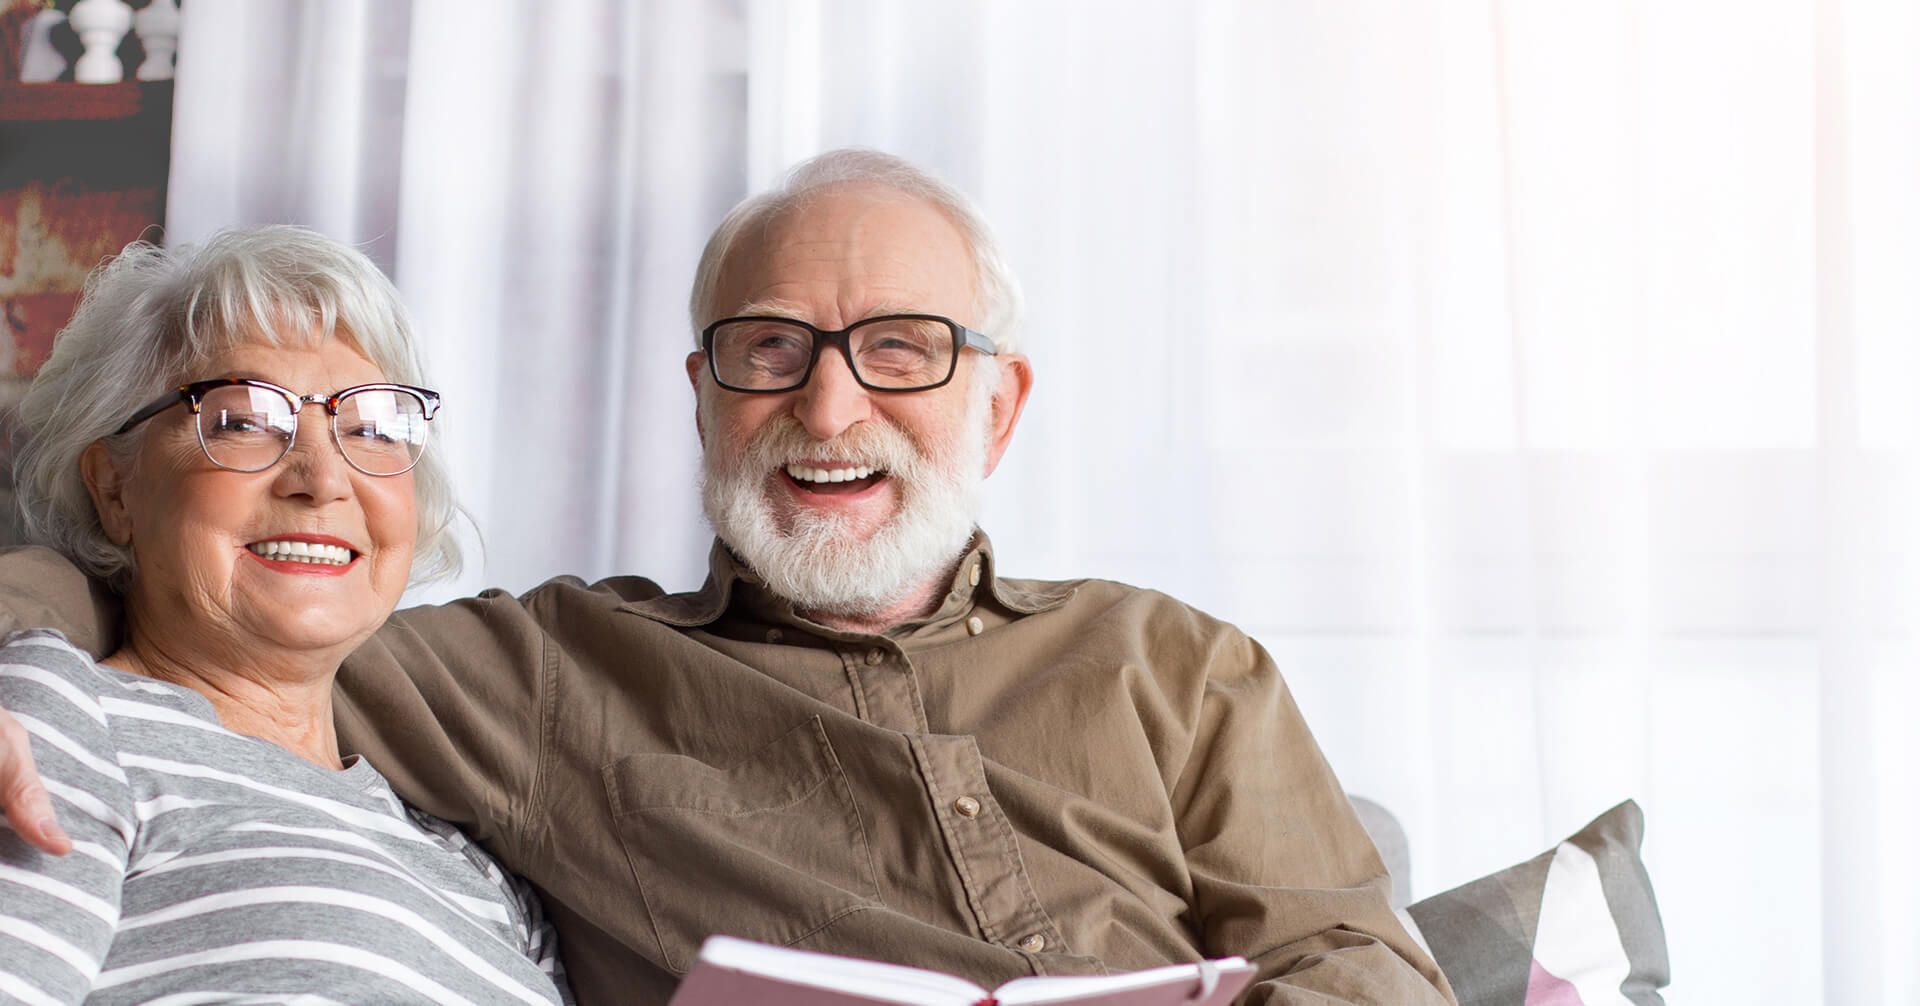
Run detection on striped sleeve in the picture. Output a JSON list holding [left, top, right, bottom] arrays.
[[508, 872, 573, 1005], [0, 629, 134, 1006]]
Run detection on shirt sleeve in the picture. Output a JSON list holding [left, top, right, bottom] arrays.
[[1169, 626, 1456, 1005], [0, 630, 135, 1005], [331, 589, 553, 860]]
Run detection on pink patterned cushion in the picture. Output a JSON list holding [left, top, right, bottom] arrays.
[[1397, 802, 1669, 1006], [1526, 960, 1586, 1005]]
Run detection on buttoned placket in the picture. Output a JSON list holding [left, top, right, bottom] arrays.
[[829, 583, 1070, 966], [636, 538, 1086, 972], [839, 642, 930, 734], [906, 730, 1064, 960]]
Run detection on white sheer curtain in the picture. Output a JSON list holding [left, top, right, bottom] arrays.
[[164, 2, 1919, 1002], [168, 0, 735, 596]]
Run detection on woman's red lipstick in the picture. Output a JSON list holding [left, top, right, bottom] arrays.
[[242, 534, 361, 577]]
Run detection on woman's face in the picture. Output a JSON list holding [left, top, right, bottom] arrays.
[[90, 337, 419, 665]]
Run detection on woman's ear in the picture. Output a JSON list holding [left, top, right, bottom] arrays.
[[80, 440, 133, 545]]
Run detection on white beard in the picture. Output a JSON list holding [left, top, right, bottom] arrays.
[[700, 372, 994, 618]]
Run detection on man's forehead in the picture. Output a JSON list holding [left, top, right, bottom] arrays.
[[713, 188, 979, 326]]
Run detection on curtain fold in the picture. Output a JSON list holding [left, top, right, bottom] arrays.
[[162, 2, 1919, 1002]]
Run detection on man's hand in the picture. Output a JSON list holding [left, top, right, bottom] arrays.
[[0, 706, 70, 855]]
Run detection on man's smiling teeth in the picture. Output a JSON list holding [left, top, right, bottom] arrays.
[[786, 464, 879, 484], [247, 541, 354, 566]]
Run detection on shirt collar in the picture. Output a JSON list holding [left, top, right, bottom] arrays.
[[943, 533, 1077, 617], [618, 539, 739, 627], [621, 531, 1075, 629]]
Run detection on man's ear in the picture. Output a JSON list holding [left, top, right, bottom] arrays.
[[79, 440, 133, 545], [685, 351, 709, 447], [982, 353, 1033, 477]]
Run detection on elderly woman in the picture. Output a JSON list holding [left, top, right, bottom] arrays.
[[0, 227, 570, 1004]]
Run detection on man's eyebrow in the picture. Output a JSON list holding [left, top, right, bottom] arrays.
[[729, 299, 808, 319], [725, 300, 930, 324], [859, 302, 924, 318]]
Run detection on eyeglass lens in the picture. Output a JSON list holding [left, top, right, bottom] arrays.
[[197, 385, 429, 475], [709, 317, 956, 390]]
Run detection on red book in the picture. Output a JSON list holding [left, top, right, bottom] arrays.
[[668, 936, 1255, 1006]]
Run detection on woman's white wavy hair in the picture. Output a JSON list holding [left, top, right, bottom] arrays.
[[688, 148, 1026, 350], [12, 226, 463, 591]]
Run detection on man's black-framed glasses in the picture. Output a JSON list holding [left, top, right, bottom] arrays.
[[701, 314, 998, 394], [115, 378, 441, 477]]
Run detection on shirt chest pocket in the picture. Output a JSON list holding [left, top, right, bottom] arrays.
[[602, 715, 882, 974]]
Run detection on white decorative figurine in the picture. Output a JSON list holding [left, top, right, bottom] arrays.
[[18, 8, 68, 82], [67, 0, 134, 84], [132, 0, 181, 81]]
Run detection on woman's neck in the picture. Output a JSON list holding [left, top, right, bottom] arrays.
[[104, 617, 346, 770]]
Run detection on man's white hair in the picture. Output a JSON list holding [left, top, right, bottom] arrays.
[[688, 148, 1025, 351]]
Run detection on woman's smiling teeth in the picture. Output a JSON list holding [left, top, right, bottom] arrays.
[[786, 463, 880, 484], [247, 541, 355, 566]]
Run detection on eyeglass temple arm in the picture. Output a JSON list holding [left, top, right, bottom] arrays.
[[114, 388, 191, 435], [960, 326, 999, 356]]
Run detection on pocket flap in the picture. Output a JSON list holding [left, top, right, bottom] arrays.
[[604, 715, 837, 816]]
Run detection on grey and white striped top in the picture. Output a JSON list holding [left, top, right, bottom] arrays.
[[0, 629, 572, 1006]]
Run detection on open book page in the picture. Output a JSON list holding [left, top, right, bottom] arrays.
[[671, 936, 987, 1005], [995, 957, 1254, 1006], [670, 936, 1255, 1006]]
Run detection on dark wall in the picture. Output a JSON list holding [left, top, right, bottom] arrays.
[[0, 0, 175, 541]]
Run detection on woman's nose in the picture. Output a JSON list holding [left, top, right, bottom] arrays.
[[272, 411, 354, 500]]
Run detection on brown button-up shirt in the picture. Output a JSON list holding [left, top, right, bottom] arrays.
[[0, 537, 1453, 1005]]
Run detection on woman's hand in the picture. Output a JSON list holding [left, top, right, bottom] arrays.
[[0, 704, 70, 855]]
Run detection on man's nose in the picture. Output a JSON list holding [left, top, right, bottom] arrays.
[[790, 348, 872, 441]]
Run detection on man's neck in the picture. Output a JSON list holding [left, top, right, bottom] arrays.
[[799, 563, 955, 636]]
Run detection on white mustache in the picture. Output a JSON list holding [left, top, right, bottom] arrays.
[[740, 416, 931, 486]]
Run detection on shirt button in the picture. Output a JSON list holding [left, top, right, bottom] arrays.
[[865, 649, 885, 666], [952, 796, 981, 818], [965, 616, 984, 636], [969, 561, 982, 587], [765, 629, 783, 643], [1017, 933, 1046, 953]]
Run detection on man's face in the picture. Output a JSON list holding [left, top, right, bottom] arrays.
[[687, 184, 1031, 616]]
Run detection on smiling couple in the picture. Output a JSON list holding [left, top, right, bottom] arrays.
[[0, 150, 1454, 1006]]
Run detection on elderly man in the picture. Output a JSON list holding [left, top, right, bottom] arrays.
[[0, 150, 1453, 1004]]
